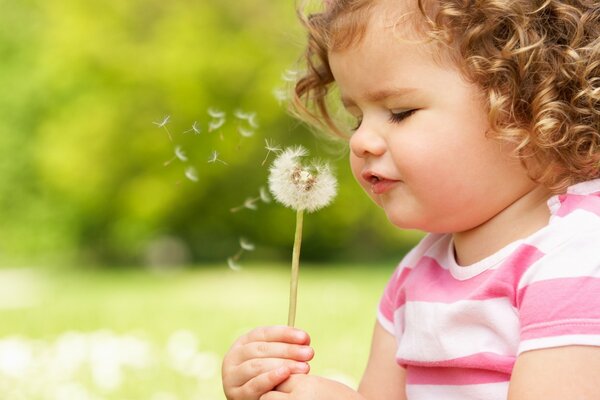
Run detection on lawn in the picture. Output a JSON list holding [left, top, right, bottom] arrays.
[[0, 263, 395, 399]]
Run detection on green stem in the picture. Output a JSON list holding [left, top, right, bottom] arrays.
[[287, 208, 304, 327]]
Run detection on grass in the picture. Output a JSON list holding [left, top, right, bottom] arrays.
[[0, 263, 395, 399]]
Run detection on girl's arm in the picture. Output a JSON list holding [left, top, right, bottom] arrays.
[[358, 321, 407, 400], [508, 345, 600, 399]]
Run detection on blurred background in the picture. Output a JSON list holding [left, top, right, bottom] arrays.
[[0, 0, 422, 398]]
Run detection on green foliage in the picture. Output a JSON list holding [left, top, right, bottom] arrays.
[[0, 0, 422, 265]]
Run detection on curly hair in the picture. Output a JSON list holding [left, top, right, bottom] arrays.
[[293, 0, 600, 193]]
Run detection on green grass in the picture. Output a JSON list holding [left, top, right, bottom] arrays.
[[0, 263, 395, 399]]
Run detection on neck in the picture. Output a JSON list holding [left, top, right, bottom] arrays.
[[452, 184, 552, 266]]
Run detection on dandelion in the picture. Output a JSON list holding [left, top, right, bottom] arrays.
[[282, 69, 300, 82], [262, 138, 282, 165], [207, 150, 228, 165], [239, 238, 255, 251], [184, 167, 198, 182], [227, 257, 242, 272], [153, 115, 173, 142], [268, 146, 337, 327], [183, 121, 201, 135]]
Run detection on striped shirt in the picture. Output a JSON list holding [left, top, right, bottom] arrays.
[[378, 179, 600, 400]]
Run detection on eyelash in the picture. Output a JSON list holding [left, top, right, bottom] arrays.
[[352, 109, 417, 131]]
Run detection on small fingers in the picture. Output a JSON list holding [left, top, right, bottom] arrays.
[[240, 326, 310, 346], [242, 341, 314, 363], [228, 358, 309, 387], [236, 366, 292, 400]]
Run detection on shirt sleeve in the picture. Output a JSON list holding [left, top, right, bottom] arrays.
[[516, 229, 600, 354]]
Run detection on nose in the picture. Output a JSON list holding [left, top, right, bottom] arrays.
[[349, 120, 386, 158]]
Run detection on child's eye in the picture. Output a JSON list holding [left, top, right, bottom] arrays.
[[389, 109, 416, 124]]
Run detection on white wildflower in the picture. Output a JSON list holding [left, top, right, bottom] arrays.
[[184, 167, 198, 182], [268, 146, 337, 213]]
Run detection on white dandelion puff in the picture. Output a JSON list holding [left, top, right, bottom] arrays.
[[262, 138, 282, 165], [207, 107, 225, 119], [237, 126, 254, 138], [268, 146, 337, 213], [234, 110, 254, 121], [153, 115, 173, 141], [183, 121, 201, 135], [185, 167, 198, 182], [268, 146, 337, 327], [208, 118, 225, 132], [227, 257, 242, 271], [208, 150, 228, 165], [239, 238, 255, 252], [259, 186, 271, 203]]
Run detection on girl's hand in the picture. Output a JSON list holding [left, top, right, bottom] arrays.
[[222, 326, 314, 400], [260, 375, 365, 400]]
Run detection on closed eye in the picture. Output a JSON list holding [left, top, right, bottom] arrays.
[[389, 109, 417, 124]]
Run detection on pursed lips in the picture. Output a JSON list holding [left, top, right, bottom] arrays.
[[361, 170, 401, 194]]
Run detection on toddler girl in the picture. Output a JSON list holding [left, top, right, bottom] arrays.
[[222, 0, 600, 398]]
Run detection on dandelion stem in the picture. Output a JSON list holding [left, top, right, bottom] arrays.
[[287, 208, 304, 327]]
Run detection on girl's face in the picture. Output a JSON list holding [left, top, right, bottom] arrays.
[[328, 1, 538, 233]]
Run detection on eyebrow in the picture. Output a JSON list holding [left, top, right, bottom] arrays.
[[341, 87, 418, 107]]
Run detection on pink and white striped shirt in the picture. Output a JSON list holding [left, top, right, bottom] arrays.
[[378, 179, 600, 400]]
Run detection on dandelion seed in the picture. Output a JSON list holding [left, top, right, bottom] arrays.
[[185, 167, 198, 182], [183, 121, 201, 135], [268, 146, 337, 327], [230, 197, 259, 213], [207, 107, 225, 119], [153, 115, 173, 141], [237, 126, 254, 138], [273, 87, 289, 104], [239, 238, 255, 252], [208, 150, 228, 165], [259, 186, 271, 203], [262, 138, 282, 165], [208, 118, 225, 132], [282, 69, 300, 82], [227, 257, 242, 271], [174, 146, 188, 162], [234, 110, 253, 120]]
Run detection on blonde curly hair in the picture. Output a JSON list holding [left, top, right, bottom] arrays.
[[293, 0, 600, 193]]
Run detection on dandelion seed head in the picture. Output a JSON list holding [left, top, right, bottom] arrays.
[[239, 238, 255, 252], [174, 146, 188, 162], [268, 146, 337, 212], [184, 167, 198, 182]]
